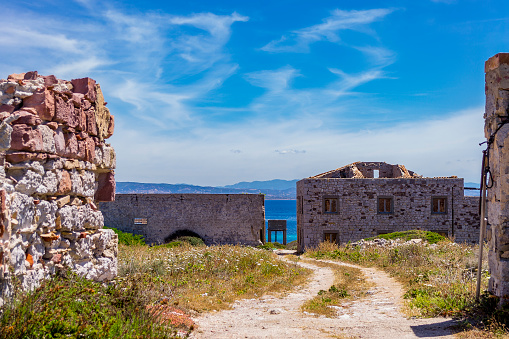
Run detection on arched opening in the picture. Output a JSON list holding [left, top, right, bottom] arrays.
[[164, 229, 207, 245]]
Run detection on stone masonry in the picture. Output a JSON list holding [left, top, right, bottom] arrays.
[[485, 53, 509, 304], [99, 194, 265, 246], [297, 162, 479, 252], [0, 71, 117, 306]]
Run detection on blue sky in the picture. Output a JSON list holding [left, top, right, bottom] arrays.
[[1, 0, 508, 186]]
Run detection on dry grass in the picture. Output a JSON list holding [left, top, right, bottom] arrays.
[[118, 243, 311, 313], [300, 258, 372, 317], [304, 239, 509, 337]]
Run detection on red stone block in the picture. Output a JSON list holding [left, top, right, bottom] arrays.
[[72, 93, 84, 107], [57, 171, 71, 194], [23, 88, 55, 121], [7, 73, 25, 80], [11, 110, 42, 126], [54, 128, 66, 156], [95, 172, 115, 202], [85, 107, 97, 136], [71, 77, 96, 102], [106, 114, 114, 139], [84, 137, 95, 162], [55, 94, 75, 127], [43, 75, 58, 87], [10, 124, 43, 152], [6, 152, 47, 163], [75, 106, 87, 131], [6, 152, 38, 163], [46, 122, 58, 130], [24, 71, 38, 80], [0, 104, 15, 114], [485, 53, 509, 73], [77, 140, 86, 160], [0, 189, 5, 214], [64, 132, 78, 158]]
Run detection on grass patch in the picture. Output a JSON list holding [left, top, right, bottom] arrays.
[[118, 244, 311, 312], [305, 236, 508, 337], [104, 226, 146, 246], [301, 259, 372, 317]]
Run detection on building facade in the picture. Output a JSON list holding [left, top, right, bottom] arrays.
[[99, 194, 265, 246], [296, 162, 479, 251]]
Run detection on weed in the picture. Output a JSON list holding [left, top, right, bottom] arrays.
[[301, 259, 371, 317]]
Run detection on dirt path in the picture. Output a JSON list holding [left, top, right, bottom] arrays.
[[190, 256, 457, 338]]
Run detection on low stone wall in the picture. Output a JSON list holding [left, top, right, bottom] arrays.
[[99, 194, 265, 246], [0, 72, 117, 306]]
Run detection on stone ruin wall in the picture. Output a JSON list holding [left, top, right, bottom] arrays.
[[485, 53, 509, 304], [99, 194, 265, 246], [297, 177, 479, 252], [0, 71, 117, 306]]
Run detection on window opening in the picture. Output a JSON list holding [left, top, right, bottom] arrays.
[[134, 218, 147, 225], [378, 197, 393, 214], [432, 197, 447, 214], [324, 198, 339, 213], [373, 169, 379, 178], [324, 232, 338, 244]]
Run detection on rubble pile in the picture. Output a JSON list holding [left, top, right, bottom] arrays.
[[349, 238, 426, 249], [0, 71, 117, 306]]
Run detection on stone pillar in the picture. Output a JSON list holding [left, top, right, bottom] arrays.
[[0, 72, 117, 307], [485, 53, 509, 305]]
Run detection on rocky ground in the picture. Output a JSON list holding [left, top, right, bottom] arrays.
[[190, 254, 457, 339]]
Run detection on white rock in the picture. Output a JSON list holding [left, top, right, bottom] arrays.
[[15, 170, 43, 195], [9, 193, 35, 231], [37, 125, 56, 154], [41, 171, 58, 195], [81, 171, 95, 197], [70, 170, 83, 196]]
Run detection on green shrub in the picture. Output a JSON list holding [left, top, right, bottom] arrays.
[[104, 227, 146, 246], [0, 271, 178, 339], [152, 236, 205, 249]]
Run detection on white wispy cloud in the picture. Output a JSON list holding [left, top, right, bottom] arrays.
[[113, 107, 484, 186], [261, 8, 394, 53]]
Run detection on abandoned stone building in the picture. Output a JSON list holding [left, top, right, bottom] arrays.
[[296, 162, 479, 252], [99, 193, 265, 246]]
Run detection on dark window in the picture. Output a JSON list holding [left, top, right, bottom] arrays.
[[378, 197, 393, 214], [432, 197, 447, 214], [323, 197, 339, 214], [134, 218, 147, 225], [324, 231, 339, 244]]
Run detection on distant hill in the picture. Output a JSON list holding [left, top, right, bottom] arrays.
[[223, 179, 299, 190], [116, 181, 296, 200]]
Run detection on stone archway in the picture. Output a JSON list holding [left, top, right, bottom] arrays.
[[164, 229, 207, 245]]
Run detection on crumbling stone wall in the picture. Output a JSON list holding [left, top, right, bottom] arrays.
[[485, 53, 509, 304], [99, 194, 265, 246], [297, 167, 480, 252], [0, 71, 117, 306]]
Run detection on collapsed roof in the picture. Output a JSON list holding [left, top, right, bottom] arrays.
[[311, 162, 422, 179]]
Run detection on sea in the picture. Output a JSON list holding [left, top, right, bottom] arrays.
[[265, 200, 297, 243]]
